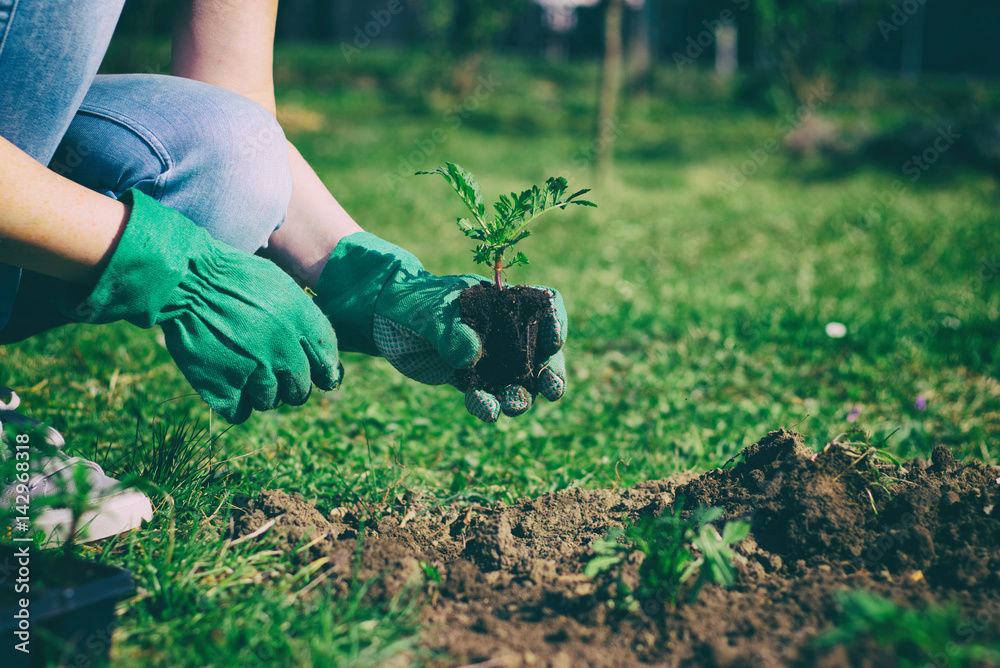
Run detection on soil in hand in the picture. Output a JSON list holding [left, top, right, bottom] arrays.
[[455, 283, 551, 395], [230, 429, 1000, 667]]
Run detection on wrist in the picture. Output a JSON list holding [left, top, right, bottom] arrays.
[[59, 190, 206, 326], [313, 232, 421, 354]]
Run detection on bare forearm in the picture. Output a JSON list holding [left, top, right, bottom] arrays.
[[171, 0, 365, 285], [0, 135, 128, 283], [264, 143, 363, 286]]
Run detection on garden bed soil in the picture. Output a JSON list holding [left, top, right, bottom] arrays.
[[231, 429, 1000, 667], [455, 283, 550, 395]]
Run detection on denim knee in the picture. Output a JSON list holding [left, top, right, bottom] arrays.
[[52, 74, 292, 253]]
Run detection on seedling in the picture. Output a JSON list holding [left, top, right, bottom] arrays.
[[817, 590, 1000, 667], [417, 162, 595, 289], [586, 504, 750, 611], [1, 424, 98, 551]]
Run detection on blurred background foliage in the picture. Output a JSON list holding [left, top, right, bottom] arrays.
[[109, 0, 1000, 90], [103, 0, 1000, 181], [105, 0, 1000, 158]]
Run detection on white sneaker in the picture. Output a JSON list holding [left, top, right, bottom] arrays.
[[0, 388, 153, 544]]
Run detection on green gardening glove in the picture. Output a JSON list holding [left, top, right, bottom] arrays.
[[312, 232, 567, 423], [59, 189, 341, 424]]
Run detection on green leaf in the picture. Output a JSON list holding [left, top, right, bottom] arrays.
[[584, 554, 625, 578], [721, 520, 751, 544], [448, 471, 467, 493], [694, 506, 725, 526], [419, 561, 442, 583], [508, 251, 529, 268], [419, 163, 596, 277], [591, 536, 624, 555], [418, 162, 487, 227], [494, 194, 513, 220], [472, 247, 492, 266], [446, 162, 486, 219], [678, 557, 701, 584], [709, 558, 737, 587], [510, 229, 531, 245]]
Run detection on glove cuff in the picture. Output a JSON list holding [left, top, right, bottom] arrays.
[[59, 189, 205, 327], [313, 231, 423, 355]]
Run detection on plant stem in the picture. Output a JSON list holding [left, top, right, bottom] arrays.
[[493, 255, 503, 290]]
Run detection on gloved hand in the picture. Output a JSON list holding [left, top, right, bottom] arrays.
[[60, 189, 341, 424], [312, 232, 567, 422]]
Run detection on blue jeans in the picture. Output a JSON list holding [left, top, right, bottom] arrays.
[[0, 1, 292, 340]]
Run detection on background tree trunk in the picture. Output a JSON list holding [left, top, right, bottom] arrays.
[[627, 0, 656, 96], [595, 0, 624, 184]]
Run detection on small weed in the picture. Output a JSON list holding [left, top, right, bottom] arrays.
[[824, 427, 914, 514], [817, 590, 1000, 668], [418, 560, 441, 583], [586, 503, 750, 611], [329, 424, 410, 522], [103, 413, 232, 493], [827, 427, 905, 469]]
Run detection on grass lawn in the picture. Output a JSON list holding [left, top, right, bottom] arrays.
[[1, 43, 998, 665]]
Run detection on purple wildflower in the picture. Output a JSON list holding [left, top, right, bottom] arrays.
[[847, 405, 861, 422], [915, 395, 928, 411]]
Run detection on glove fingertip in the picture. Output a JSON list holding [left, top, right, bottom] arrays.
[[499, 385, 534, 417], [537, 366, 566, 402], [465, 389, 500, 423], [313, 359, 344, 391], [332, 362, 346, 389], [277, 369, 312, 407], [428, 312, 482, 369], [531, 286, 568, 357], [221, 397, 252, 425], [448, 323, 484, 369], [301, 334, 343, 391]]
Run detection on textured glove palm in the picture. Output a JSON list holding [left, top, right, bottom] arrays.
[[60, 189, 341, 423], [313, 232, 567, 422]]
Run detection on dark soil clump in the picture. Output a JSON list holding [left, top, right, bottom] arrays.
[[456, 282, 550, 395], [230, 430, 1000, 666]]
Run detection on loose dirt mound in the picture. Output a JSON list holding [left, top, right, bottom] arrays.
[[231, 429, 1000, 666]]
